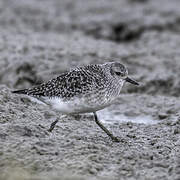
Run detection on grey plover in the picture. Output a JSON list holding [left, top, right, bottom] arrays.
[[12, 62, 139, 142]]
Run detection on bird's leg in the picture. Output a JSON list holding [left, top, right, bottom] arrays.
[[48, 119, 59, 132], [93, 112, 120, 142], [48, 115, 67, 132]]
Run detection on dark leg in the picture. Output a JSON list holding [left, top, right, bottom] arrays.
[[93, 112, 120, 142], [48, 119, 59, 132]]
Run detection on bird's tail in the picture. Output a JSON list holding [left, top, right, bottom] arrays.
[[12, 89, 28, 95]]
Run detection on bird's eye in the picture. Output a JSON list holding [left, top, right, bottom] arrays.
[[115, 71, 123, 76]]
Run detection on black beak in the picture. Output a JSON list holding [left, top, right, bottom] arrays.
[[125, 77, 139, 85]]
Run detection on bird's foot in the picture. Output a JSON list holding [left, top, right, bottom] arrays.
[[111, 136, 120, 143]]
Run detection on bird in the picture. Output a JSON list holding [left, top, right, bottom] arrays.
[[12, 62, 139, 142]]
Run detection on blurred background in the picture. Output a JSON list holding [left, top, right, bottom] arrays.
[[1, 0, 180, 96], [0, 0, 180, 180]]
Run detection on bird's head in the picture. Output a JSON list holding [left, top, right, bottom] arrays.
[[110, 62, 139, 85]]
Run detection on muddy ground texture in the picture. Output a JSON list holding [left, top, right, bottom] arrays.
[[0, 0, 180, 179]]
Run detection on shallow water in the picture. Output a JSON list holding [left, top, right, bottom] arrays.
[[98, 109, 158, 125]]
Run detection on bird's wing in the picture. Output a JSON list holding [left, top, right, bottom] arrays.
[[13, 64, 107, 99]]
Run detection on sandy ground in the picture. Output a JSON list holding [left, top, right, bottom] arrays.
[[0, 0, 180, 179]]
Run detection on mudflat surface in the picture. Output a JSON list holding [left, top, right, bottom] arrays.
[[0, 0, 180, 179]]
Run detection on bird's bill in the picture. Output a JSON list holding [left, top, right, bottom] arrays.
[[125, 77, 139, 85]]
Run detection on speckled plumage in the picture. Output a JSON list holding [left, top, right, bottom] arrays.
[[12, 62, 139, 141], [12, 62, 132, 114], [24, 64, 108, 99]]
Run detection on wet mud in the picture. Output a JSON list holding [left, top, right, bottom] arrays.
[[0, 0, 180, 179]]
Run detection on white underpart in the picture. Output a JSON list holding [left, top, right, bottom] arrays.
[[43, 97, 79, 114], [41, 97, 107, 114], [26, 94, 117, 114], [37, 95, 116, 114]]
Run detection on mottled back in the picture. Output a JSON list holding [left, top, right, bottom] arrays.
[[17, 64, 108, 100]]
